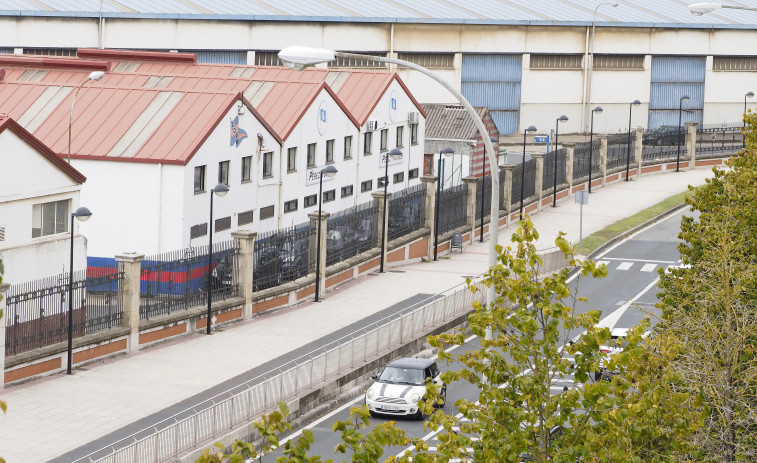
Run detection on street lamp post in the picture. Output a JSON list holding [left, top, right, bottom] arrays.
[[434, 147, 455, 261], [206, 183, 229, 334], [519, 126, 538, 219], [67, 206, 92, 375], [553, 116, 568, 207], [589, 106, 603, 193], [744, 91, 754, 149], [584, 2, 618, 131], [277, 47, 500, 303], [315, 165, 338, 301], [68, 71, 105, 164], [479, 136, 498, 242], [676, 95, 690, 172], [626, 100, 641, 181], [380, 148, 403, 272]]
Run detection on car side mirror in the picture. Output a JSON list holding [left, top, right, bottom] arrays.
[[371, 374, 378, 380]]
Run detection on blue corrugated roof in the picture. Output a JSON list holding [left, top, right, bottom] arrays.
[[1, 0, 756, 27]]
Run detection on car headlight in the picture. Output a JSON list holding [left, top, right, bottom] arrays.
[[366, 389, 375, 399], [410, 392, 421, 403]]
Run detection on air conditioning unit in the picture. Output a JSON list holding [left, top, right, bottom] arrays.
[[367, 120, 379, 131], [408, 112, 419, 124]]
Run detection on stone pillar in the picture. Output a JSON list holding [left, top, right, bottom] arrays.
[[598, 135, 608, 187], [634, 128, 644, 178], [500, 165, 514, 225], [686, 121, 698, 168], [420, 175, 437, 259], [114, 253, 144, 353], [232, 230, 256, 320], [371, 191, 391, 261], [563, 143, 575, 196], [308, 211, 330, 291], [0, 283, 8, 388], [531, 153, 545, 212], [462, 176, 478, 244]]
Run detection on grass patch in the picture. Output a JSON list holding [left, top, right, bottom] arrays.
[[576, 189, 695, 255]]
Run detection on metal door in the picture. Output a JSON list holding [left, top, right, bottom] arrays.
[[648, 56, 705, 129], [461, 54, 522, 134]]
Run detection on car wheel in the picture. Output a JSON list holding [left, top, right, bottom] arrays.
[[414, 409, 425, 421], [438, 387, 447, 408]]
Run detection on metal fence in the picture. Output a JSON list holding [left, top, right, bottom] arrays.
[[641, 128, 682, 163], [77, 279, 487, 463], [326, 201, 377, 267], [254, 224, 313, 291], [5, 269, 124, 356], [606, 133, 632, 171], [697, 126, 743, 158], [139, 241, 239, 320], [437, 183, 468, 235], [474, 175, 492, 221], [511, 158, 536, 206], [542, 148, 567, 193], [388, 184, 427, 241], [572, 141, 592, 181]]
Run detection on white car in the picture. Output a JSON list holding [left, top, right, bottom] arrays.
[[595, 327, 650, 381], [365, 357, 446, 420]]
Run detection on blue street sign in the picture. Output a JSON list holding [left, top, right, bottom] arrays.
[[534, 135, 549, 143]]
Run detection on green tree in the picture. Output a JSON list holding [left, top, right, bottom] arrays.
[[657, 114, 757, 462]]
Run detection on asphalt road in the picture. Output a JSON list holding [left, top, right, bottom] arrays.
[[264, 208, 689, 461]]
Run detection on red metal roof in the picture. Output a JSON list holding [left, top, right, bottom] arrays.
[[0, 115, 86, 183]]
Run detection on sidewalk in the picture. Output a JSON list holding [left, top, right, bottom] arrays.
[[0, 168, 715, 462]]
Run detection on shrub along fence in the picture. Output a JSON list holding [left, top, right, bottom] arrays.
[[1, 121, 741, 385]]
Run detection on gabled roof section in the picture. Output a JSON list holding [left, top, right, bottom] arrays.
[[422, 104, 488, 140], [0, 115, 86, 184]]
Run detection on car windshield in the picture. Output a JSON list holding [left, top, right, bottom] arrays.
[[378, 366, 425, 385]]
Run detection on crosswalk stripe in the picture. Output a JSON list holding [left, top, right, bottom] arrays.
[[617, 261, 633, 270], [641, 263, 657, 272]]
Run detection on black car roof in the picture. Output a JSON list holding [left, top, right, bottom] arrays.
[[386, 357, 435, 369]]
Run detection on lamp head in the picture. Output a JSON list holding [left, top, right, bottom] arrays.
[[681, 95, 690, 102], [212, 183, 229, 197], [88, 71, 105, 81], [73, 206, 92, 222], [592, 106, 603, 114], [322, 164, 338, 178], [387, 148, 403, 160], [278, 46, 336, 70], [440, 147, 455, 157], [610, 2, 618, 6], [688, 3, 721, 16], [526, 125, 537, 133], [557, 115, 569, 123], [632, 99, 641, 106], [747, 92, 755, 99]]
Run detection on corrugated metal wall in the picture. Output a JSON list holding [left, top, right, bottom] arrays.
[[461, 54, 522, 135], [648, 56, 705, 129], [190, 50, 247, 65]]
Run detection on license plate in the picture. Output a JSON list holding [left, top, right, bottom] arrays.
[[380, 405, 399, 411]]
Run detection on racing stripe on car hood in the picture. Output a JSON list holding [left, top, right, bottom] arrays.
[[380, 383, 387, 396], [399, 386, 413, 398]]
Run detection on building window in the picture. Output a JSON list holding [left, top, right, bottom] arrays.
[[410, 123, 418, 145], [593, 54, 644, 70], [530, 54, 582, 70], [396, 52, 455, 69], [323, 189, 336, 203], [329, 52, 387, 69], [287, 147, 297, 172], [260, 205, 275, 220], [304, 194, 317, 208], [284, 200, 298, 213], [31, 199, 69, 238], [238, 209, 254, 226], [326, 139, 335, 163], [396, 126, 404, 147], [344, 136, 353, 159], [218, 160, 230, 186], [307, 143, 316, 167], [241, 156, 252, 182], [363, 132, 372, 155], [408, 168, 419, 179], [341, 185, 354, 198], [253, 51, 282, 66], [380, 129, 388, 151], [194, 165, 206, 193], [215, 216, 231, 232], [393, 172, 404, 184], [263, 151, 273, 178], [361, 180, 372, 192], [377, 176, 387, 188], [190, 223, 207, 239], [713, 56, 757, 71]]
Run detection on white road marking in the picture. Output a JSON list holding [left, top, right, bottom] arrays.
[[601, 257, 675, 263], [616, 262, 633, 270], [596, 260, 609, 267], [641, 263, 657, 272]]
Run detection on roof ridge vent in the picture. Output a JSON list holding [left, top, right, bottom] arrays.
[[77, 48, 197, 63]]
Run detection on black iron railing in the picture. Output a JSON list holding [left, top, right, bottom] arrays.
[[139, 241, 238, 320], [606, 134, 631, 171], [254, 224, 312, 290], [326, 201, 377, 266], [438, 183, 467, 234], [474, 175, 492, 220], [542, 148, 567, 193], [697, 126, 743, 158], [388, 184, 426, 241], [641, 127, 683, 162], [5, 269, 123, 356]]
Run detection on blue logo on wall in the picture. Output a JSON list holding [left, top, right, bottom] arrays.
[[391, 97, 397, 110], [317, 101, 328, 135], [389, 89, 399, 122]]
